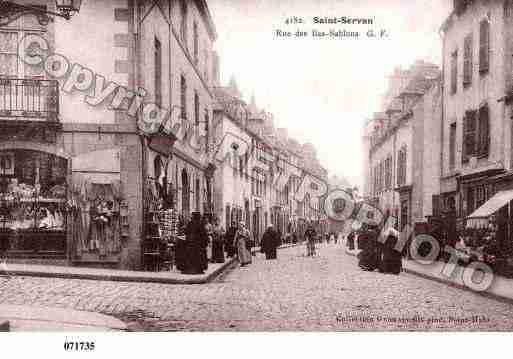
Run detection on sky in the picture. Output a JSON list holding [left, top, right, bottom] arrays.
[[208, 0, 452, 189]]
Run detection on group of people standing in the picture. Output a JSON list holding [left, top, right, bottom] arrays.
[[352, 224, 403, 275], [177, 215, 283, 274]]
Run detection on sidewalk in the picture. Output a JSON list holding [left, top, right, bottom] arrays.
[[0, 304, 127, 331], [0, 242, 300, 285], [344, 246, 513, 304]]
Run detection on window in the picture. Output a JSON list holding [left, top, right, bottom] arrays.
[[180, 0, 188, 47], [154, 38, 162, 107], [0, 30, 44, 79], [449, 123, 457, 170], [479, 19, 490, 73], [397, 146, 407, 186], [193, 21, 199, 64], [204, 109, 209, 154], [450, 50, 458, 94], [462, 110, 477, 162], [180, 75, 187, 119], [385, 156, 392, 189], [463, 34, 473, 87], [467, 187, 475, 216], [194, 91, 200, 132], [195, 178, 200, 211], [204, 49, 209, 83], [477, 104, 490, 157]]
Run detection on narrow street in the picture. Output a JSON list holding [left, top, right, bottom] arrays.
[[1, 244, 513, 331]]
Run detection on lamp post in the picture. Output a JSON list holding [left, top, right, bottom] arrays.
[[0, 0, 82, 26]]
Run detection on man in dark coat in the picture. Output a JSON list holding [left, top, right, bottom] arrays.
[[261, 225, 280, 260], [182, 212, 208, 274], [225, 221, 237, 257]]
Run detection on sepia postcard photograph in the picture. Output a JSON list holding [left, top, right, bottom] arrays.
[[1, 0, 513, 354]]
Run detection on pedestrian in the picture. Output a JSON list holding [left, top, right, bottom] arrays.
[[329, 232, 335, 244], [357, 224, 379, 271], [261, 224, 280, 260], [234, 221, 252, 266], [182, 212, 208, 274], [204, 215, 214, 262], [381, 227, 402, 275], [347, 231, 355, 250], [225, 221, 237, 257], [305, 224, 317, 256], [211, 217, 225, 263]]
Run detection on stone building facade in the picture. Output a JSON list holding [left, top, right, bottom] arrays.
[[439, 0, 513, 222], [0, 0, 218, 270], [363, 60, 441, 229]]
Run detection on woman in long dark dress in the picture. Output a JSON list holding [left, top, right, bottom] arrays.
[[261, 225, 279, 260], [225, 222, 237, 257], [211, 217, 225, 263], [182, 212, 208, 274], [381, 228, 402, 274], [357, 225, 378, 271]]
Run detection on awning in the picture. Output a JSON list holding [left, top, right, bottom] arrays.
[[466, 189, 513, 228]]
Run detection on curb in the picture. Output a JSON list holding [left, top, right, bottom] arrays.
[[343, 246, 513, 305], [0, 257, 238, 285], [0, 243, 301, 285]]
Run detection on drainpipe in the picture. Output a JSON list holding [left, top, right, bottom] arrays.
[[133, 0, 148, 268], [439, 28, 445, 209]]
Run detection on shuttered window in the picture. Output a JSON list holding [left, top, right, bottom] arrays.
[[180, 75, 187, 119], [479, 19, 490, 73], [478, 104, 490, 157], [462, 110, 477, 162], [384, 155, 392, 189], [449, 123, 456, 170], [397, 146, 407, 186], [463, 34, 473, 87], [450, 50, 458, 94]]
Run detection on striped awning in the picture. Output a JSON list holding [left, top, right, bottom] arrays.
[[466, 189, 513, 228]]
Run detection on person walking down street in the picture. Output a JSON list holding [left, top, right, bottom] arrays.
[[225, 221, 237, 258], [261, 224, 280, 260], [204, 215, 214, 263], [182, 212, 208, 274], [211, 217, 225, 263], [234, 221, 252, 266], [329, 232, 335, 244], [347, 230, 355, 250], [305, 224, 317, 256]]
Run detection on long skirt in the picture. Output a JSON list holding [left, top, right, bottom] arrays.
[[382, 248, 402, 274], [237, 238, 252, 265], [265, 247, 277, 260], [212, 240, 225, 263], [358, 249, 377, 271]]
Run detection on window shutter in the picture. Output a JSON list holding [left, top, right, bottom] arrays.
[[463, 110, 476, 162], [432, 195, 440, 217], [463, 34, 473, 87], [478, 104, 490, 156], [479, 20, 490, 73], [451, 51, 458, 94]]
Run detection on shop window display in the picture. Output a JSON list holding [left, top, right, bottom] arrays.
[[0, 150, 68, 257]]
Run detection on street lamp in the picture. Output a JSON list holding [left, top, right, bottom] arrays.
[[0, 0, 82, 26]]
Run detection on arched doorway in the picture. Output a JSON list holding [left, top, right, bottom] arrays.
[[181, 169, 190, 220]]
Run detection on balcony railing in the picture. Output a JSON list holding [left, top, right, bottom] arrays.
[[0, 78, 59, 121]]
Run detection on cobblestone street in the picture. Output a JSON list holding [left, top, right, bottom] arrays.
[[1, 244, 513, 331]]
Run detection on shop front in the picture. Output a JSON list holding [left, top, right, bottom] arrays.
[[0, 149, 69, 259]]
